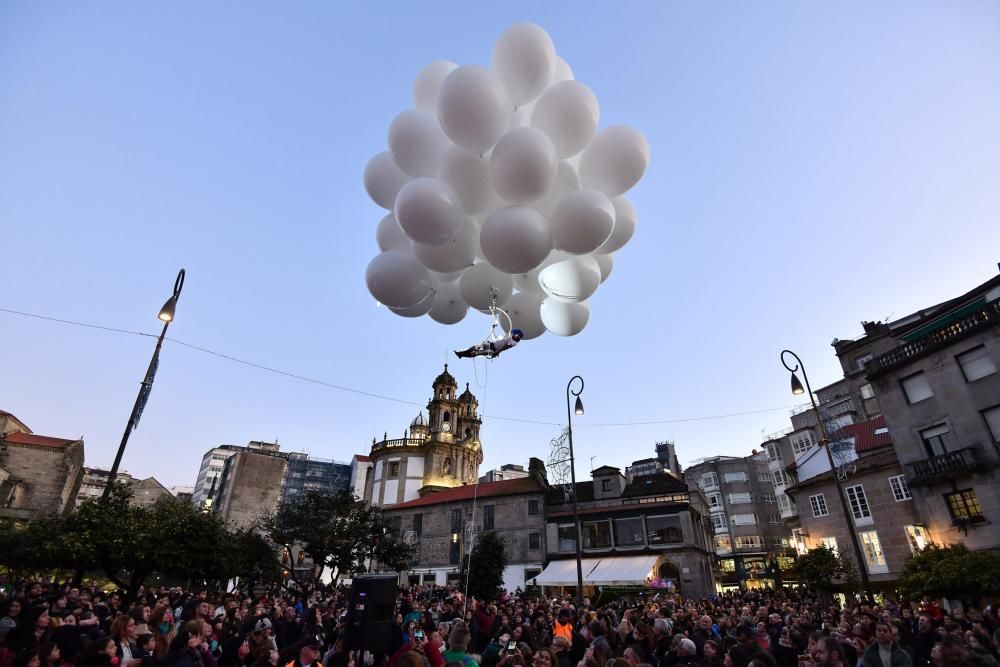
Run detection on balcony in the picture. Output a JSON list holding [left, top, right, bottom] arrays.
[[710, 504, 726, 514], [715, 523, 729, 534], [700, 480, 720, 493], [908, 447, 984, 486]]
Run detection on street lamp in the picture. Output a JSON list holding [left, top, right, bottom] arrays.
[[780, 349, 872, 598], [102, 269, 185, 499], [566, 375, 585, 606]]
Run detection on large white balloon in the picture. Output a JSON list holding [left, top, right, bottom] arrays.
[[389, 290, 438, 318], [597, 196, 636, 253], [479, 206, 552, 274], [387, 109, 449, 178], [509, 101, 535, 129], [459, 262, 514, 311], [512, 249, 569, 293], [363, 152, 409, 211], [429, 280, 468, 325], [437, 65, 511, 154], [550, 189, 616, 255], [438, 146, 500, 216], [492, 22, 557, 105], [552, 57, 574, 84], [539, 255, 601, 303], [394, 178, 463, 246], [531, 81, 599, 158], [413, 217, 477, 273], [579, 125, 649, 196], [534, 160, 581, 217], [500, 291, 546, 340], [413, 60, 458, 112], [540, 298, 590, 336], [365, 250, 434, 308], [490, 127, 558, 204], [376, 214, 411, 252], [594, 254, 614, 282]]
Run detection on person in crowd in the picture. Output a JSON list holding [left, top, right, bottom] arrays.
[[111, 616, 139, 667], [814, 638, 848, 667], [863, 624, 913, 667]]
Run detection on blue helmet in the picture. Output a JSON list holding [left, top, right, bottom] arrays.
[[512, 328, 524, 338]]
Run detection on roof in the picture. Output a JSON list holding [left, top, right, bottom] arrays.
[[387, 476, 542, 510], [622, 474, 688, 497], [592, 465, 621, 474], [547, 481, 595, 505], [433, 363, 457, 387], [2, 432, 79, 449], [832, 415, 891, 453], [353, 454, 371, 462], [459, 383, 475, 403], [410, 412, 427, 427]]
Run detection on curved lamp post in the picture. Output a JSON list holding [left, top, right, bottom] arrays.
[[780, 349, 872, 598], [103, 269, 186, 499], [566, 375, 585, 605]]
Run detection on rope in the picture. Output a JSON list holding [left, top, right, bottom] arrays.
[[463, 334, 492, 613]]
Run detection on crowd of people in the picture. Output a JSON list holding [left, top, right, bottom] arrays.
[[1, 579, 997, 667]]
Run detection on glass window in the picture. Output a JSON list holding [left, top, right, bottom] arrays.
[[889, 475, 912, 501], [557, 524, 576, 552], [769, 514, 782, 524], [451, 509, 463, 532], [647, 515, 683, 544], [983, 406, 1000, 444], [765, 443, 783, 463], [735, 535, 763, 549], [901, 372, 934, 404], [528, 498, 540, 515], [711, 514, 727, 530], [859, 531, 886, 570], [724, 472, 748, 483], [904, 525, 929, 554], [809, 494, 829, 517], [778, 494, 792, 513], [388, 462, 400, 478], [760, 493, 777, 503], [700, 473, 719, 488], [957, 345, 997, 382], [449, 540, 460, 565], [613, 517, 645, 547], [759, 472, 772, 482], [601, 479, 612, 491], [772, 470, 791, 487], [945, 489, 986, 525], [483, 505, 495, 531], [528, 532, 541, 549], [855, 354, 873, 371], [707, 493, 722, 508], [791, 431, 816, 456], [714, 535, 732, 555], [920, 424, 954, 457], [820, 537, 838, 554], [860, 383, 876, 399], [730, 513, 757, 525], [845, 485, 872, 524], [582, 520, 612, 549], [728, 492, 753, 504], [413, 514, 422, 536]]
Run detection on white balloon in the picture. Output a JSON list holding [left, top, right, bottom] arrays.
[[579, 125, 649, 196], [432, 270, 463, 283], [490, 127, 558, 204], [413, 61, 458, 112], [550, 189, 616, 255], [363, 151, 409, 210], [438, 146, 501, 216], [365, 250, 434, 308], [438, 65, 511, 154], [540, 298, 590, 336], [512, 249, 569, 293], [376, 214, 410, 252], [429, 280, 469, 325], [552, 57, 574, 84], [531, 81, 599, 158], [510, 101, 535, 129], [413, 218, 477, 273], [394, 178, 463, 246], [492, 22, 557, 105], [389, 290, 437, 318], [480, 206, 552, 274], [539, 255, 601, 303], [459, 262, 514, 311], [594, 254, 614, 282], [388, 109, 449, 178], [500, 291, 546, 340], [597, 196, 636, 253], [534, 160, 580, 217]]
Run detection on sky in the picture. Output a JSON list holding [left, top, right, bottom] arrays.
[[2, 2, 999, 489]]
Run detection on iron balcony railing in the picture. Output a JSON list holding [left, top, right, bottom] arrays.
[[908, 446, 980, 485]]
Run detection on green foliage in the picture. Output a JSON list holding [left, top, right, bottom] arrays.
[[257, 488, 413, 582], [460, 531, 508, 602], [793, 545, 860, 596], [899, 543, 1000, 601]]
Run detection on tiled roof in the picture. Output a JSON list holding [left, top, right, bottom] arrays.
[[354, 454, 371, 462], [2, 432, 78, 449], [387, 476, 542, 509], [833, 415, 891, 452]]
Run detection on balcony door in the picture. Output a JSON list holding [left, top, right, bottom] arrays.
[[920, 424, 953, 457]]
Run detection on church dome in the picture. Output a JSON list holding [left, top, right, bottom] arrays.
[[458, 383, 475, 403], [410, 412, 427, 427], [433, 363, 457, 388]]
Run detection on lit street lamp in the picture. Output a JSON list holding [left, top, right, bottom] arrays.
[[566, 375, 585, 606], [780, 349, 872, 598], [102, 269, 186, 499]]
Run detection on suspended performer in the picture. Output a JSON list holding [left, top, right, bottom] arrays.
[[455, 329, 523, 359]]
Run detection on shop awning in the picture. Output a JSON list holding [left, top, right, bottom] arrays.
[[585, 555, 660, 586], [534, 558, 601, 586]]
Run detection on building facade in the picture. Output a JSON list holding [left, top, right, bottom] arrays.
[[281, 453, 351, 505], [214, 442, 290, 528], [192, 444, 244, 507], [685, 453, 793, 590], [479, 463, 530, 483]]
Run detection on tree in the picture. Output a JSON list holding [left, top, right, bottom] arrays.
[[793, 545, 859, 602], [257, 488, 413, 586], [899, 543, 1000, 602], [460, 531, 507, 601]]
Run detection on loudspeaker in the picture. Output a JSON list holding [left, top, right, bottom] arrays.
[[344, 575, 398, 652]]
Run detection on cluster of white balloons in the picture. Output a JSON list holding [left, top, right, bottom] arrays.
[[364, 22, 648, 338]]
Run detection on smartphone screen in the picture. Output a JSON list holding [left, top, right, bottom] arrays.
[[415, 630, 424, 639], [508, 641, 518, 650]]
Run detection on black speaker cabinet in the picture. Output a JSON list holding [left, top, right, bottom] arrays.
[[344, 575, 398, 652]]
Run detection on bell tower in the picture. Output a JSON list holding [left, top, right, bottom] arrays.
[[419, 365, 483, 494], [428, 364, 459, 442]]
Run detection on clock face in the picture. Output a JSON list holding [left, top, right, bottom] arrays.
[[442, 422, 451, 432]]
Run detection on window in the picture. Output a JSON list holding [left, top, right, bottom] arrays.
[[768, 514, 782, 524], [777, 494, 793, 513], [451, 509, 463, 532], [700, 473, 719, 489], [810, 494, 829, 517], [945, 489, 986, 525], [845, 485, 872, 524], [730, 513, 757, 526], [920, 424, 954, 457], [728, 492, 753, 504], [855, 354, 873, 371], [413, 514, 423, 536], [860, 383, 876, 400], [714, 535, 732, 554], [735, 535, 763, 549], [820, 537, 838, 554], [601, 479, 612, 492], [759, 472, 773, 483], [772, 470, 791, 487], [483, 505, 495, 531], [859, 531, 887, 573], [582, 520, 612, 549], [724, 472, 748, 483], [297, 550, 305, 566], [791, 431, 816, 457], [760, 493, 777, 503], [528, 532, 541, 549], [957, 345, 997, 382], [557, 524, 576, 552], [449, 540, 460, 565], [528, 498, 539, 515], [773, 537, 790, 549], [647, 515, 683, 544], [707, 493, 722, 508], [983, 406, 1000, 443], [889, 475, 912, 501], [388, 462, 400, 478], [711, 514, 727, 530], [614, 517, 645, 546], [765, 442, 783, 463], [901, 372, 934, 404], [904, 525, 929, 554]]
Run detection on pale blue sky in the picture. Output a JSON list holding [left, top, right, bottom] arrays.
[[2, 2, 999, 488]]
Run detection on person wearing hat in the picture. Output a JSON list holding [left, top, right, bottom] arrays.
[[729, 625, 776, 667], [285, 637, 323, 667], [454, 329, 524, 359]]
